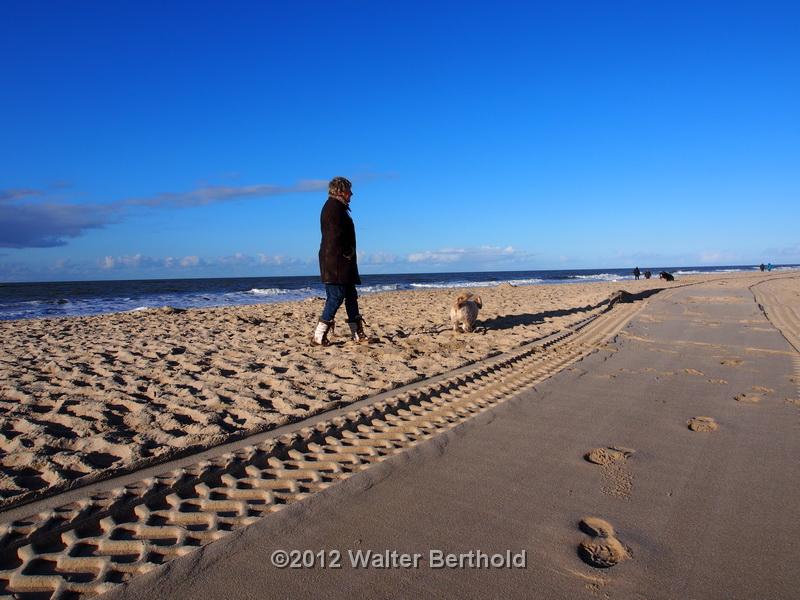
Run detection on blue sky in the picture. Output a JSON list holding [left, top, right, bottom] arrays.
[[1, 1, 798, 282]]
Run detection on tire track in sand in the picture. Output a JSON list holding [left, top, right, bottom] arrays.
[[0, 294, 656, 599], [750, 276, 800, 354]]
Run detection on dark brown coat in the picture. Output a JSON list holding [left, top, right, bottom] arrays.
[[319, 196, 361, 285]]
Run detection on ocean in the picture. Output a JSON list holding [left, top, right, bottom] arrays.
[[0, 265, 795, 321]]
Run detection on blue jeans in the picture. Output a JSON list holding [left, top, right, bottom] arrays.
[[321, 284, 360, 322]]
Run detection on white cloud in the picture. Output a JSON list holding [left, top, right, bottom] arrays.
[[358, 251, 400, 265], [95, 251, 310, 273], [100, 253, 195, 270], [217, 252, 253, 266], [101, 254, 152, 269], [119, 254, 144, 268], [121, 180, 327, 209], [256, 253, 307, 266], [180, 255, 200, 267], [408, 249, 463, 264], [0, 257, 94, 282], [406, 245, 532, 266]]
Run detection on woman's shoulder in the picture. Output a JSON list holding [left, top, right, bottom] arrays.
[[323, 197, 350, 216], [322, 196, 345, 209]]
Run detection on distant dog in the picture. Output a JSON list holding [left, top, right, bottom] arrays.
[[659, 271, 674, 282], [450, 292, 482, 332]]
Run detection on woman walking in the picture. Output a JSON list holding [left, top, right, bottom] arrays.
[[312, 176, 372, 345]]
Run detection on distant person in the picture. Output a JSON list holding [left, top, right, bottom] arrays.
[[644, 270, 652, 280], [312, 177, 372, 345], [659, 271, 674, 282], [633, 266, 641, 280], [767, 263, 773, 272], [759, 263, 766, 272]]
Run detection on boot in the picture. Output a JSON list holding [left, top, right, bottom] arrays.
[[312, 319, 334, 346], [347, 316, 373, 343]]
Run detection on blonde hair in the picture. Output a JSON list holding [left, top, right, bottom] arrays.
[[328, 176, 352, 199]]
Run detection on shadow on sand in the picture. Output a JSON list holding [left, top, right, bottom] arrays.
[[480, 287, 665, 332]]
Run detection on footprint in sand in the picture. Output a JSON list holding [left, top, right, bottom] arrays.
[[734, 393, 761, 404], [687, 416, 718, 432], [720, 358, 744, 367], [707, 378, 728, 385], [683, 368, 704, 376], [750, 386, 774, 394], [578, 517, 630, 568], [584, 446, 635, 466], [585, 447, 635, 500]]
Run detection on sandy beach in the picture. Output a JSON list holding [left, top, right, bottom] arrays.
[[0, 276, 681, 507], [4, 4, 799, 598], [0, 271, 798, 600], [97, 270, 798, 600]]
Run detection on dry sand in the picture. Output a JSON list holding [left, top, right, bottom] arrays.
[[0, 277, 685, 507]]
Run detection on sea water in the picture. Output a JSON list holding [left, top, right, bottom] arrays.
[[0, 265, 795, 321]]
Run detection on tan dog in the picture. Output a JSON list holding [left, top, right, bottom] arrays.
[[450, 292, 482, 332]]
